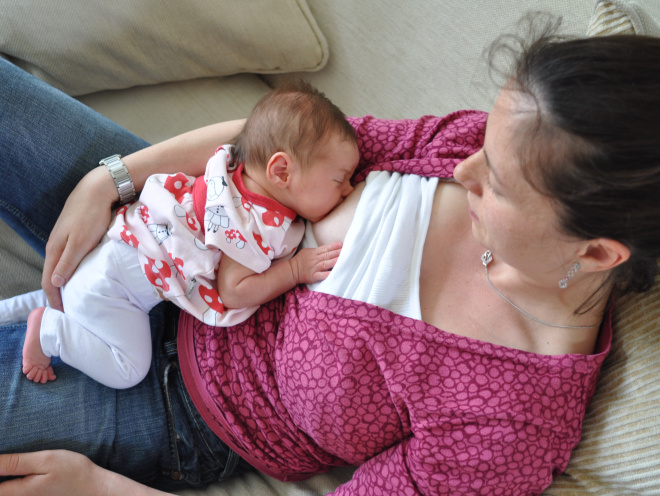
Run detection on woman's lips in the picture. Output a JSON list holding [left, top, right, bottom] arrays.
[[468, 205, 479, 223]]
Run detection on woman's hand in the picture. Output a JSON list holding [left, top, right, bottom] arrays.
[[41, 119, 248, 310], [42, 166, 118, 310], [0, 450, 103, 496], [0, 451, 170, 496]]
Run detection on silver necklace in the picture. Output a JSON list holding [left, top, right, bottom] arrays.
[[481, 250, 603, 330]]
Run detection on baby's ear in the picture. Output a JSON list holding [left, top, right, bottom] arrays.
[[266, 152, 293, 187]]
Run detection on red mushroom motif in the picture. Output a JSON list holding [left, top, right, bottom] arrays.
[[120, 225, 139, 248], [164, 173, 193, 204], [143, 256, 172, 292], [199, 284, 225, 314]]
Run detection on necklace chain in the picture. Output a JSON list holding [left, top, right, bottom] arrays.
[[481, 250, 603, 330]]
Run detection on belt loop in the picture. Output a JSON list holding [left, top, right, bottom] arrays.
[[218, 449, 241, 481], [162, 360, 182, 479], [162, 303, 180, 359]]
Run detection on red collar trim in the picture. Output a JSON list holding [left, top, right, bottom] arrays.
[[232, 164, 297, 220]]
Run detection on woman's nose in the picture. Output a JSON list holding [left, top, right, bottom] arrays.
[[454, 149, 484, 195]]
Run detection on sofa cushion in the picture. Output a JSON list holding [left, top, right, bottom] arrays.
[[0, 0, 328, 96], [78, 74, 272, 144], [265, 0, 595, 120]]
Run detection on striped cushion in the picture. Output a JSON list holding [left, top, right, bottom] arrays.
[[586, 0, 660, 37], [587, 1, 636, 36]]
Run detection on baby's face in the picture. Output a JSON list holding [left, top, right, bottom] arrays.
[[289, 133, 359, 222]]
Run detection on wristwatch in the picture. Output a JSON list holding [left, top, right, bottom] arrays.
[[100, 154, 136, 205]]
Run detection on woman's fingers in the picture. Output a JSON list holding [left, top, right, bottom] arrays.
[[43, 227, 106, 311], [0, 452, 33, 477], [0, 451, 98, 496], [41, 167, 117, 310], [41, 221, 72, 310], [0, 450, 171, 496], [41, 246, 65, 311]]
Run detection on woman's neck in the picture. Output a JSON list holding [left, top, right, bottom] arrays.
[[486, 255, 610, 329]]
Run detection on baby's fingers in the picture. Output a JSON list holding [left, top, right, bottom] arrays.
[[317, 241, 342, 260], [291, 242, 343, 284], [316, 242, 342, 266], [305, 243, 340, 282]]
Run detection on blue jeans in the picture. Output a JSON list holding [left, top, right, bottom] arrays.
[[0, 58, 250, 491]]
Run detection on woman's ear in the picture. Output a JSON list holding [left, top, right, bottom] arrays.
[[266, 152, 293, 188], [579, 238, 631, 272]]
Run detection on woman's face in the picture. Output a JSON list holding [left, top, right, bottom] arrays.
[[454, 88, 581, 285]]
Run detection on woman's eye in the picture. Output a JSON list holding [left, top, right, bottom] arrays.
[[486, 176, 500, 196]]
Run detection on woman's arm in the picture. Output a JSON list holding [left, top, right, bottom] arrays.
[[43, 119, 246, 310], [0, 451, 172, 496], [121, 119, 246, 192], [348, 111, 486, 182]]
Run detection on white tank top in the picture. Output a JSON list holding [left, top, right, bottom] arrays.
[[302, 171, 438, 320]]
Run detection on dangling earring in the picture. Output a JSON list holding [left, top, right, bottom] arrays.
[[559, 262, 580, 289]]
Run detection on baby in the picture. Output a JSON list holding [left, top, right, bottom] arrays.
[[22, 80, 360, 388]]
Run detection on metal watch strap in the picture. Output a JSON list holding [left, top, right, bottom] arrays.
[[100, 154, 136, 205]]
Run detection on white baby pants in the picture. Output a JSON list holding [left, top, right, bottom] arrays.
[[39, 236, 161, 389]]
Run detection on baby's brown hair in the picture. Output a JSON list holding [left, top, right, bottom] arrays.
[[233, 80, 357, 171]]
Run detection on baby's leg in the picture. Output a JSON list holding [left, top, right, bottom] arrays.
[[38, 237, 161, 389], [0, 289, 48, 325], [22, 306, 56, 383], [39, 303, 154, 389]]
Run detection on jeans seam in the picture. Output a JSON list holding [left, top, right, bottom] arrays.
[[159, 303, 241, 485], [175, 370, 240, 481], [161, 361, 182, 480], [0, 323, 30, 330], [0, 199, 49, 244]]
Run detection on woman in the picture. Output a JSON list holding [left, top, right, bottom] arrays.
[[1, 30, 659, 495]]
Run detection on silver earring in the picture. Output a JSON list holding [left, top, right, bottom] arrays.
[[559, 262, 580, 289]]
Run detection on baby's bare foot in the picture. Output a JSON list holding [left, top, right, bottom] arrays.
[[23, 307, 56, 384]]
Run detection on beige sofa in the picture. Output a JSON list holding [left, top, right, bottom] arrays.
[[1, 0, 660, 494]]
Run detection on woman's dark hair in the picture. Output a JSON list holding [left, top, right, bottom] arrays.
[[489, 14, 660, 311]]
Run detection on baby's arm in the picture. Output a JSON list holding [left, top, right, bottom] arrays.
[[216, 242, 342, 309]]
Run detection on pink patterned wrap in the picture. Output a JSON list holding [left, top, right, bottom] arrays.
[[178, 111, 611, 495]]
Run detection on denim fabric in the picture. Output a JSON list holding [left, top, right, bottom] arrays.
[[0, 58, 250, 490], [0, 303, 249, 491], [157, 305, 251, 491], [0, 57, 148, 255]]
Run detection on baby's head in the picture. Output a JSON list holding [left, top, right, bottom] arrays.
[[234, 80, 359, 221]]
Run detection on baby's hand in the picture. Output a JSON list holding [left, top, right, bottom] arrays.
[[289, 242, 342, 285]]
